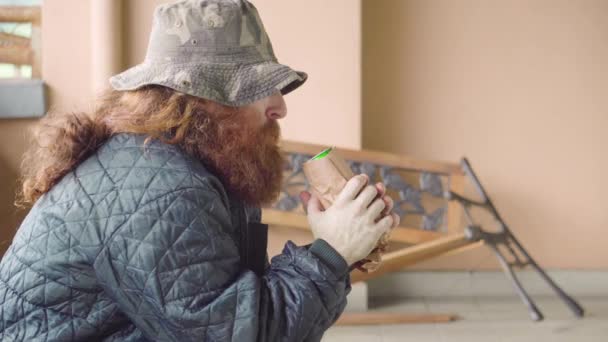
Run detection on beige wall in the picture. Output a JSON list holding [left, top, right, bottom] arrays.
[[44, 0, 93, 110], [362, 0, 608, 269]]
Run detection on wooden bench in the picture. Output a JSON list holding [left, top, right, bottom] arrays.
[[263, 140, 584, 323]]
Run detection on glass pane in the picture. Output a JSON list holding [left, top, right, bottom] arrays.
[[0, 63, 15, 78], [0, 0, 42, 79], [0, 22, 31, 37], [0, 0, 42, 5]]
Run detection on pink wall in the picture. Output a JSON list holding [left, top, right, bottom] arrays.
[[43, 0, 92, 110]]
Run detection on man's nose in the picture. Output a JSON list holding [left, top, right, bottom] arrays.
[[265, 93, 287, 120]]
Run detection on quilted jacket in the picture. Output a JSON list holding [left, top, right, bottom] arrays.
[[0, 133, 352, 341]]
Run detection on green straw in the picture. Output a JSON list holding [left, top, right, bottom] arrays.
[[311, 147, 333, 160]]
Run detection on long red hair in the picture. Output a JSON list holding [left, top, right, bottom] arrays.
[[17, 85, 242, 207]]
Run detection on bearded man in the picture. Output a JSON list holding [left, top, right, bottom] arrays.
[[0, 1, 398, 341]]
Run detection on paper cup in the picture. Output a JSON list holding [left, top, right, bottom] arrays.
[[302, 147, 391, 273]]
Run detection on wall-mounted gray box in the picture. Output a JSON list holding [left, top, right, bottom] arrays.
[[0, 79, 47, 118]]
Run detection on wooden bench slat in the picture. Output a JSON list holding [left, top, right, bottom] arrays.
[[0, 32, 30, 47], [0, 46, 32, 65], [350, 234, 470, 283], [0, 6, 41, 24]]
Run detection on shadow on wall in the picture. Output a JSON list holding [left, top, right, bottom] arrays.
[[0, 117, 38, 256], [0, 155, 27, 256]]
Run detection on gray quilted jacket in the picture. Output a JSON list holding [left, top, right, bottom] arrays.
[[0, 133, 352, 341]]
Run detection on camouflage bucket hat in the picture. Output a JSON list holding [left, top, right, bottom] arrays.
[[109, 0, 307, 107]]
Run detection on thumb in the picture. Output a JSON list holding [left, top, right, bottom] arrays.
[[299, 191, 311, 209], [306, 193, 324, 216]]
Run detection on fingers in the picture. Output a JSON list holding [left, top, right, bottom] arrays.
[[381, 195, 393, 215], [367, 198, 386, 220], [391, 212, 400, 227], [306, 193, 325, 216], [372, 182, 392, 215], [335, 174, 369, 205], [375, 214, 394, 233], [354, 185, 379, 208], [375, 182, 385, 197], [299, 191, 311, 213]]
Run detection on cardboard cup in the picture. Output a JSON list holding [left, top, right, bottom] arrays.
[[302, 147, 391, 273]]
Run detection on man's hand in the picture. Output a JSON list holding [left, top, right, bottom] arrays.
[[299, 174, 400, 228], [301, 174, 396, 266]]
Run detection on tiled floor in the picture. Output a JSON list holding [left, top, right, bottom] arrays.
[[322, 296, 608, 341]]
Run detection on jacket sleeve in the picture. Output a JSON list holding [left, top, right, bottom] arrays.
[[93, 185, 351, 342]]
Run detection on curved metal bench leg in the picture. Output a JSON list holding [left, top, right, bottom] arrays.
[[456, 157, 585, 321]]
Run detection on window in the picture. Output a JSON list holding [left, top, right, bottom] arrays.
[[0, 0, 45, 118]]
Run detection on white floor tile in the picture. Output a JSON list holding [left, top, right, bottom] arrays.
[[324, 296, 608, 341]]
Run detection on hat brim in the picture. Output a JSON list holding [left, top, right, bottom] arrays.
[[109, 60, 307, 107]]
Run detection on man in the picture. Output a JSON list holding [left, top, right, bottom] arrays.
[[0, 1, 398, 341]]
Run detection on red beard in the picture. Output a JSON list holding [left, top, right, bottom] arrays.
[[188, 104, 285, 207]]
